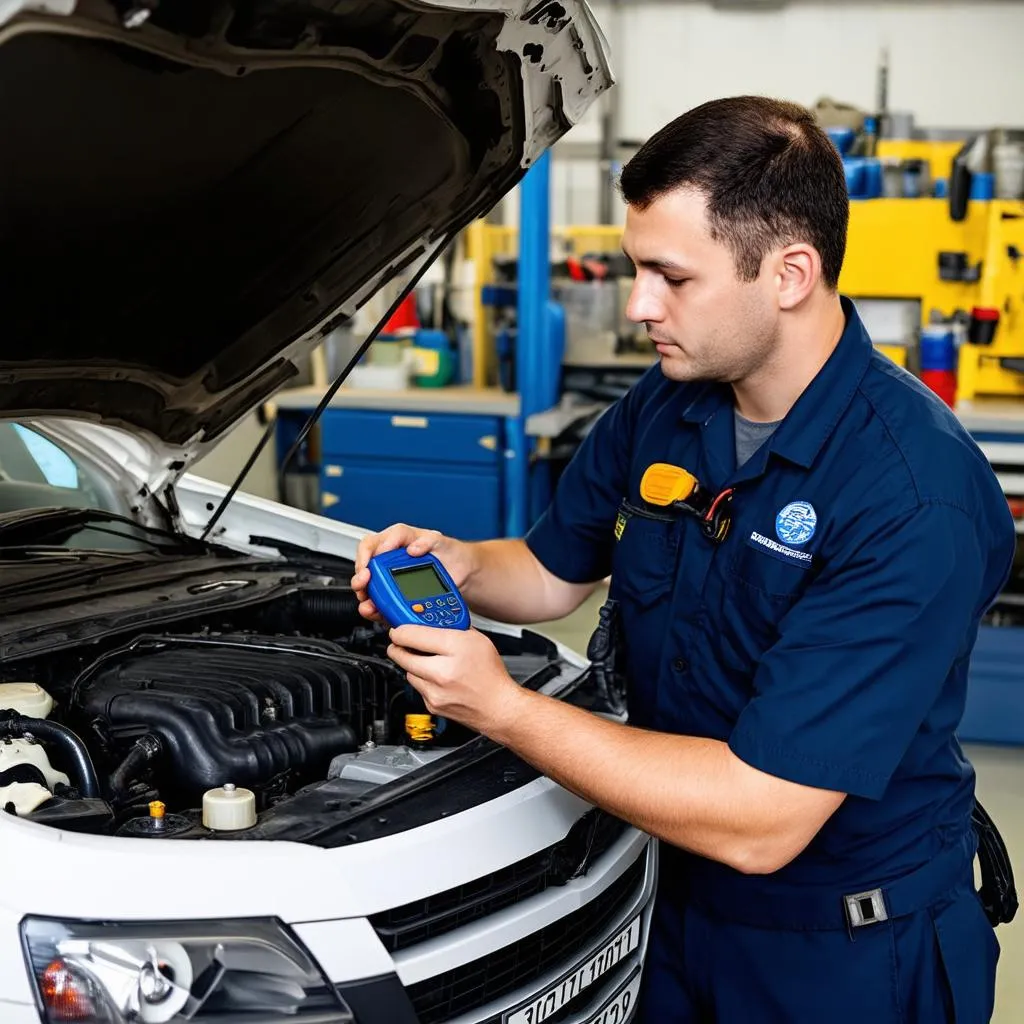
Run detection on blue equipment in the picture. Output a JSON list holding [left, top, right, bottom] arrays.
[[367, 549, 470, 629]]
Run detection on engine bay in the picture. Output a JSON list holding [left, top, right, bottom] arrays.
[[0, 574, 570, 844]]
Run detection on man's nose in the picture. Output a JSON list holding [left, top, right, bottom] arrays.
[[625, 277, 661, 324]]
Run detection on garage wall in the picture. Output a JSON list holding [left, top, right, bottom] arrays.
[[503, 0, 1024, 227], [190, 411, 278, 502]]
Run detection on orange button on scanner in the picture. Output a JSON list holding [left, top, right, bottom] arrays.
[[412, 603, 425, 613]]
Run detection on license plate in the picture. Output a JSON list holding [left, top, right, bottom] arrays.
[[506, 916, 642, 1024], [585, 968, 642, 1024]]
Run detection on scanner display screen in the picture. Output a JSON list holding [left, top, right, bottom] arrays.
[[392, 564, 450, 602]]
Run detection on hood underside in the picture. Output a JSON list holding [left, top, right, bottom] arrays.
[[1, 0, 611, 466]]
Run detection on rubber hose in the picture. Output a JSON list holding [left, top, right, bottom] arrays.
[[109, 733, 163, 800], [0, 713, 100, 799], [298, 588, 361, 632]]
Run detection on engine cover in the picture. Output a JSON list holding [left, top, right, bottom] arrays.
[[73, 633, 398, 805]]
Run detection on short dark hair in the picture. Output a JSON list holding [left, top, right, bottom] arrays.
[[618, 96, 849, 289]]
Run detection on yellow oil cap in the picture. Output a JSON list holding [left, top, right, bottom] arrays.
[[149, 800, 166, 820], [640, 463, 698, 507], [405, 714, 435, 744]]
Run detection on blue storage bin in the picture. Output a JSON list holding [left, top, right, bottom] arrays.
[[827, 127, 856, 157], [844, 158, 883, 199], [971, 173, 995, 200], [932, 174, 994, 201], [920, 326, 957, 371]]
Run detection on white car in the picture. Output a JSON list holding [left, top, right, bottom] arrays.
[[0, 1, 656, 1022]]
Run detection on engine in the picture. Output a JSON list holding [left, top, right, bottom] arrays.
[[70, 633, 400, 808], [0, 579, 564, 841]]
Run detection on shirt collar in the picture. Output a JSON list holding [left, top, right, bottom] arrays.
[[766, 296, 873, 469], [678, 295, 873, 471]]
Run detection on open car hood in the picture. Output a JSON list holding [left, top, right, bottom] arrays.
[[0, 0, 612, 493]]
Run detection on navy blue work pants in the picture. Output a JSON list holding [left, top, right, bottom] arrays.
[[635, 881, 1000, 1023]]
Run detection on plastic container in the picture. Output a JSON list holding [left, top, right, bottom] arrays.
[[826, 127, 856, 157], [921, 370, 957, 407], [843, 158, 882, 199], [920, 326, 957, 371], [203, 783, 257, 831], [971, 173, 995, 201], [0, 682, 54, 719], [345, 351, 414, 390], [920, 326, 958, 408], [411, 328, 456, 387]]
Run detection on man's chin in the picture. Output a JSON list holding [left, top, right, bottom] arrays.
[[657, 352, 699, 382]]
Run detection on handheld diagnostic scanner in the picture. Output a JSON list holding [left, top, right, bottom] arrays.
[[367, 549, 470, 629]]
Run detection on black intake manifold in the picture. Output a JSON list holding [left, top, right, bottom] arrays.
[[73, 633, 399, 805]]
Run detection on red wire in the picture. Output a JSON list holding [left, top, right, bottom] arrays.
[[704, 487, 734, 522]]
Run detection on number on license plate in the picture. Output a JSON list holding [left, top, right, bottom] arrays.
[[586, 970, 642, 1024], [506, 917, 641, 1024]]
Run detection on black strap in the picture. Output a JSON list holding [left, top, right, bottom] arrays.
[[974, 798, 1018, 926]]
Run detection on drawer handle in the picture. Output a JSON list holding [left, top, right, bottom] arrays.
[[322, 492, 340, 508], [325, 465, 343, 478], [391, 415, 429, 429]]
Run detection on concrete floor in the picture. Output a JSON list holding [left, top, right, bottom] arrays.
[[537, 585, 1024, 1021]]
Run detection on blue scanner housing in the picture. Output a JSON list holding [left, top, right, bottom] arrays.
[[367, 549, 471, 629]]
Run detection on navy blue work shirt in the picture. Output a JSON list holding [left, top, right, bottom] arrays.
[[526, 298, 1015, 892]]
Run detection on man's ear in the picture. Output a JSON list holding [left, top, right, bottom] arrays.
[[774, 243, 821, 310]]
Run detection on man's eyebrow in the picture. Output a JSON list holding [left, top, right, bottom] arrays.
[[621, 248, 691, 274]]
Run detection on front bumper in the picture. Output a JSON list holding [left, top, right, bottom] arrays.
[[315, 826, 657, 1023]]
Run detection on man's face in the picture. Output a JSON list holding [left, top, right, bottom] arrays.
[[622, 187, 780, 385]]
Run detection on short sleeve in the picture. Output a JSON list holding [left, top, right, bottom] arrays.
[[524, 379, 644, 584], [729, 501, 997, 800]]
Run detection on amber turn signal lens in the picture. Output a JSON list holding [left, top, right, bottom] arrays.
[[41, 960, 94, 1022]]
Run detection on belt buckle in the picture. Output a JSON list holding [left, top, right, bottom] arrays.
[[844, 888, 888, 928]]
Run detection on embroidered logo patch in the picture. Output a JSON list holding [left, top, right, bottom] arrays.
[[748, 531, 814, 567], [775, 501, 817, 546]]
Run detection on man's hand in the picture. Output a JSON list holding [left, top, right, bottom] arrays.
[[387, 624, 526, 735], [350, 524, 477, 624]]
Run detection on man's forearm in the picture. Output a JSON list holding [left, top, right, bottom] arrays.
[[490, 687, 845, 874], [461, 538, 597, 625]]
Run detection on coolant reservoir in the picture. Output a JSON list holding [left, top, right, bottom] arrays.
[[0, 737, 71, 815], [0, 683, 54, 719], [203, 783, 256, 832]]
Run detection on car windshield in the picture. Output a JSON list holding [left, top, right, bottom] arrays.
[[0, 422, 196, 555]]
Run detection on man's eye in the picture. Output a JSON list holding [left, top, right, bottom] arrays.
[[665, 277, 688, 288]]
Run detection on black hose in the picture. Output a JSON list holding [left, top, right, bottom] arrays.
[[109, 733, 163, 802], [0, 712, 100, 798], [298, 588, 362, 633]]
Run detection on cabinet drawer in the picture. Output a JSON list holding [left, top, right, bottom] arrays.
[[319, 409, 502, 466], [319, 461, 503, 541]]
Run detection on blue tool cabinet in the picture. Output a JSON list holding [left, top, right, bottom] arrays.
[[315, 408, 505, 541]]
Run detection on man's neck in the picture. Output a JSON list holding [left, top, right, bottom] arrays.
[[731, 294, 847, 423]]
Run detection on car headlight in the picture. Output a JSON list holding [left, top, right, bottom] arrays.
[[21, 917, 354, 1023]]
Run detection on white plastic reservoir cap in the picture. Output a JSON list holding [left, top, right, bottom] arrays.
[[0, 683, 54, 719], [202, 783, 257, 831]]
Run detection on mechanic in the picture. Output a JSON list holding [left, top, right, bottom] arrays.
[[352, 96, 1016, 1022]]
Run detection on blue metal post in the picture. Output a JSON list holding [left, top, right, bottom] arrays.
[[518, 150, 552, 420], [504, 152, 552, 537]]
